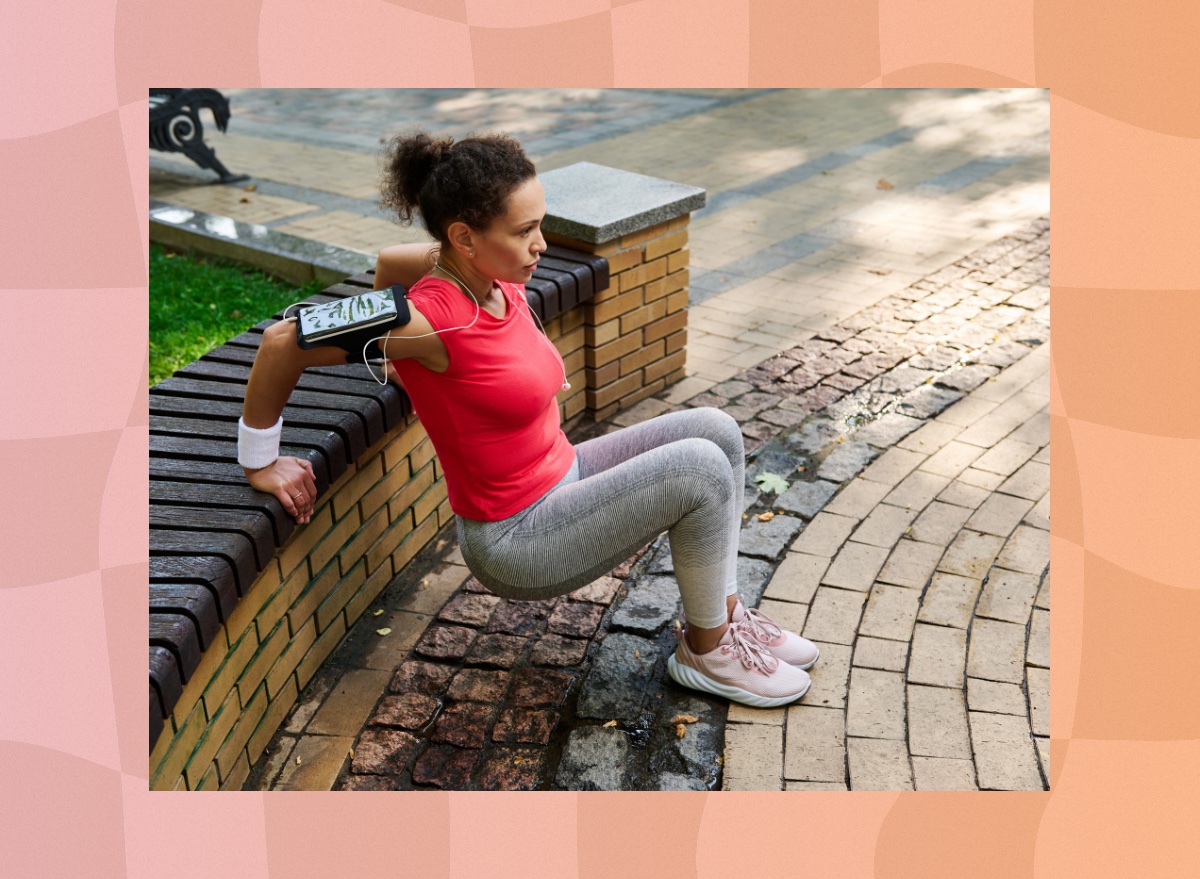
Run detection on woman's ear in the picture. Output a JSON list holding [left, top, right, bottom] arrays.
[[446, 220, 475, 257]]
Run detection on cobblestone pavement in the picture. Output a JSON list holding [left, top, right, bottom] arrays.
[[149, 89, 1050, 790], [244, 218, 1049, 792]]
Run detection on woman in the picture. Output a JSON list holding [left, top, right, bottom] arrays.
[[239, 131, 817, 708]]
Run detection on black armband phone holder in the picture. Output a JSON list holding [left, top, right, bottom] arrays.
[[294, 285, 412, 364]]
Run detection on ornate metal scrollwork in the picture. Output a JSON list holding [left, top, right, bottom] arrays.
[[149, 88, 247, 184]]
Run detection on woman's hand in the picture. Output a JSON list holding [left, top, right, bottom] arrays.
[[245, 456, 318, 524]]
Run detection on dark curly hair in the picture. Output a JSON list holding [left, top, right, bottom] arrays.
[[379, 131, 536, 242]]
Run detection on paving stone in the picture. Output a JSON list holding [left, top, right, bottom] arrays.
[[817, 441, 878, 482], [1025, 665, 1050, 737], [803, 587, 866, 645], [1035, 736, 1050, 784], [477, 747, 543, 791], [340, 774, 401, 791], [967, 493, 1036, 537], [970, 712, 1043, 790], [998, 460, 1050, 500], [909, 501, 972, 546], [938, 530, 1005, 579], [671, 697, 724, 784], [388, 660, 454, 696], [995, 525, 1050, 575], [937, 480, 992, 510], [791, 419, 847, 454], [414, 625, 478, 661], [464, 633, 528, 669], [846, 668, 905, 740], [737, 556, 777, 607], [803, 641, 851, 709], [397, 563, 472, 615], [908, 684, 971, 758], [959, 467, 1005, 490], [508, 668, 575, 709], [897, 419, 962, 454], [1027, 608, 1049, 668], [851, 412, 924, 447], [937, 394, 999, 427], [894, 385, 962, 420], [919, 441, 985, 478], [547, 600, 605, 638], [530, 634, 589, 667], [446, 668, 510, 703], [576, 632, 658, 720], [569, 575, 623, 605], [918, 573, 983, 629], [860, 447, 927, 487], [1035, 572, 1049, 610], [610, 574, 681, 634], [738, 513, 805, 559], [908, 623, 967, 687], [851, 504, 917, 548], [883, 470, 953, 513], [976, 568, 1040, 623], [786, 780, 849, 790], [847, 738, 913, 790], [967, 619, 1027, 683], [938, 363, 1000, 392], [307, 669, 394, 736], [912, 756, 978, 791], [437, 593, 501, 627], [722, 722, 784, 790], [824, 478, 891, 519], [757, 598, 809, 635], [351, 728, 421, 775], [1024, 493, 1050, 530], [775, 479, 839, 519], [790, 512, 857, 557], [967, 678, 1027, 715], [432, 702, 493, 749], [821, 541, 890, 591], [657, 773, 709, 791], [371, 693, 439, 730], [727, 703, 786, 725], [878, 540, 944, 589], [276, 735, 355, 791], [853, 637, 908, 672], [486, 601, 550, 637], [491, 708, 559, 745], [859, 584, 921, 642], [411, 744, 481, 789], [763, 552, 828, 604], [972, 437, 1039, 476], [462, 576, 493, 594], [783, 705, 845, 782]]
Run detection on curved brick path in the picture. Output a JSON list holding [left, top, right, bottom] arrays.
[[248, 220, 1049, 791]]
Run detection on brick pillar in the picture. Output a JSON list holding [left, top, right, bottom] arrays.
[[540, 162, 705, 423]]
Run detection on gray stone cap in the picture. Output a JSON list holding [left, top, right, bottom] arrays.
[[540, 161, 706, 245]]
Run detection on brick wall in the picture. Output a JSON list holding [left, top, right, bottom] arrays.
[[547, 216, 691, 422]]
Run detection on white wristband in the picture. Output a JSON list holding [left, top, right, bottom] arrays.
[[238, 416, 283, 469]]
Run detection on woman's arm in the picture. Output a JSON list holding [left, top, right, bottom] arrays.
[[374, 242, 439, 290]]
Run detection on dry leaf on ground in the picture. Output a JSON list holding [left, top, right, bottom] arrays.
[[675, 724, 687, 739], [757, 511, 775, 522], [603, 720, 618, 728], [672, 714, 700, 724], [877, 178, 894, 190]]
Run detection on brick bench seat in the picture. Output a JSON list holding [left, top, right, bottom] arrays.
[[148, 246, 608, 785]]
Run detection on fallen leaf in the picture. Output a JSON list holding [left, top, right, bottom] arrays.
[[877, 178, 894, 190], [675, 724, 687, 739], [753, 471, 790, 494], [376, 627, 392, 636], [837, 436, 845, 443], [796, 465, 806, 472], [239, 197, 250, 203], [672, 714, 700, 724], [903, 526, 912, 535], [296, 756, 302, 765], [603, 720, 618, 728], [634, 649, 640, 658], [757, 511, 776, 522], [349, 748, 354, 760], [715, 756, 724, 765], [373, 609, 384, 617], [242, 183, 257, 192], [418, 578, 429, 590], [513, 757, 522, 764], [868, 268, 891, 275]]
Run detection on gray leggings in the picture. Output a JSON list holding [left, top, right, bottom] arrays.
[[456, 407, 743, 629]]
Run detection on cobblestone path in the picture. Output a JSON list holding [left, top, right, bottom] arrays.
[[248, 218, 1049, 791]]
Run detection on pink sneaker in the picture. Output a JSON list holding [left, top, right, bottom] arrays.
[[667, 624, 811, 709], [731, 598, 820, 670]]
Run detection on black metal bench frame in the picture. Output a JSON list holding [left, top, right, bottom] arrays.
[[150, 88, 248, 184]]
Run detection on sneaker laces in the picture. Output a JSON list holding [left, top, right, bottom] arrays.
[[737, 605, 784, 645], [721, 624, 779, 674]]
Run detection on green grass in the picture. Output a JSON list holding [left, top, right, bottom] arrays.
[[149, 243, 326, 386]]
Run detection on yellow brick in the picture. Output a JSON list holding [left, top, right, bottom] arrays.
[[255, 563, 309, 644], [225, 563, 280, 648], [645, 350, 688, 384], [435, 498, 454, 529], [214, 680, 269, 784], [343, 560, 396, 629], [588, 360, 621, 390], [621, 220, 671, 248], [151, 698, 206, 790], [164, 625, 229, 732], [367, 511, 417, 574], [409, 437, 436, 473], [585, 290, 643, 324], [665, 328, 688, 354], [587, 372, 643, 410], [219, 751, 252, 791], [646, 228, 688, 262], [618, 257, 668, 293], [193, 763, 220, 791], [315, 560, 367, 633], [644, 268, 687, 305], [149, 712, 176, 778], [188, 685, 239, 788], [294, 613, 348, 693], [588, 318, 621, 347], [668, 247, 690, 274], [277, 504, 333, 580], [618, 378, 667, 411], [331, 453, 384, 521], [644, 309, 689, 344], [666, 288, 689, 314], [391, 510, 441, 574], [382, 420, 429, 473], [593, 401, 620, 422], [236, 617, 292, 706], [308, 505, 363, 576], [286, 562, 340, 637], [555, 325, 586, 356], [586, 331, 643, 369], [559, 308, 584, 333], [621, 299, 668, 335], [669, 215, 690, 232], [359, 456, 412, 519], [544, 229, 615, 255], [247, 676, 300, 766], [338, 504, 391, 577], [605, 245, 644, 275], [564, 391, 586, 421], [563, 348, 585, 375], [266, 617, 318, 700], [387, 462, 436, 522], [413, 478, 449, 526], [198, 626, 257, 724], [620, 340, 666, 377]]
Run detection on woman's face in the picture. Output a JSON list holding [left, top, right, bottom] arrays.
[[470, 176, 547, 284]]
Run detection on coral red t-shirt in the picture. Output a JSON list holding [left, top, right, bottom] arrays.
[[389, 276, 575, 521]]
